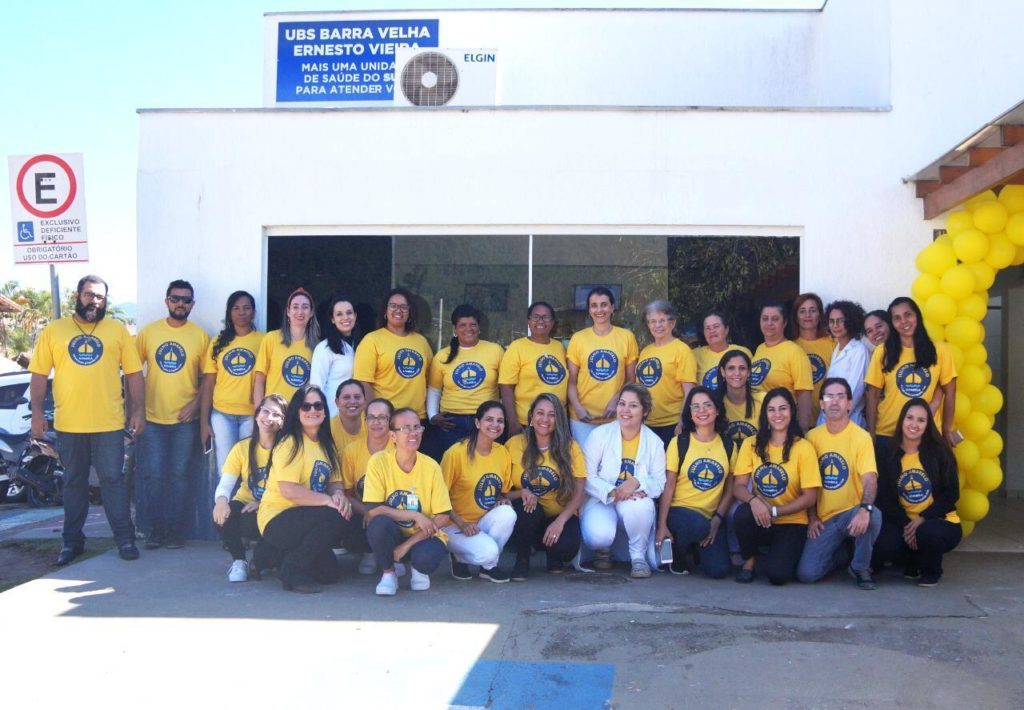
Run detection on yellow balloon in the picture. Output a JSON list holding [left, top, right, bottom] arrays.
[[957, 488, 990, 523], [1006, 212, 1024, 246], [923, 293, 958, 325], [934, 233, 954, 248], [958, 365, 986, 397], [972, 200, 1009, 234], [923, 320, 944, 342], [961, 410, 991, 440], [911, 273, 941, 303], [945, 316, 984, 348], [978, 430, 1004, 459], [983, 411, 995, 429], [953, 228, 990, 263], [960, 520, 975, 537], [963, 342, 987, 366], [947, 342, 965, 371], [957, 293, 988, 321], [915, 242, 958, 276], [953, 438, 980, 471], [981, 362, 992, 384], [953, 391, 972, 423], [966, 190, 999, 210], [967, 459, 1002, 494], [984, 232, 1016, 269], [939, 265, 976, 299], [998, 185, 1024, 213], [945, 210, 974, 235], [974, 384, 1004, 415], [967, 262, 996, 290], [1012, 245, 1024, 266]]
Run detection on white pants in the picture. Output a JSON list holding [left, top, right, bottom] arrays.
[[581, 496, 656, 564], [444, 505, 516, 569], [570, 419, 598, 447]]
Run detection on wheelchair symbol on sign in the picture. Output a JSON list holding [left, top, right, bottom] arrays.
[[17, 222, 35, 242]]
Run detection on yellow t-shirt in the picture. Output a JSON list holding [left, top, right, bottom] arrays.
[[796, 336, 834, 424], [497, 337, 568, 424], [136, 319, 210, 424], [693, 344, 753, 391], [636, 339, 697, 427], [665, 434, 732, 518], [255, 330, 313, 403], [506, 433, 587, 518], [202, 330, 266, 417], [750, 340, 814, 396], [330, 416, 367, 455], [340, 436, 394, 499], [734, 437, 821, 525], [363, 450, 452, 542], [724, 392, 763, 451], [566, 326, 639, 423], [257, 434, 342, 533], [28, 317, 143, 433], [353, 328, 433, 419], [805, 421, 877, 523], [616, 435, 640, 488], [864, 343, 957, 437], [222, 438, 271, 505], [428, 340, 504, 415], [441, 440, 514, 524], [897, 452, 960, 524]]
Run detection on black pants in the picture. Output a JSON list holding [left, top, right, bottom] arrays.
[[512, 499, 582, 564], [873, 518, 962, 578], [648, 424, 677, 449], [262, 506, 348, 586], [217, 499, 261, 560], [733, 502, 807, 585], [342, 512, 369, 554]]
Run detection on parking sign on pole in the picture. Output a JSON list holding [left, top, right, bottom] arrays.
[[8, 153, 89, 265]]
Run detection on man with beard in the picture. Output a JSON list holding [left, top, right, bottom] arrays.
[[29, 275, 146, 565], [136, 280, 210, 549]]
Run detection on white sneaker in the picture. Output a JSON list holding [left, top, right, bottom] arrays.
[[410, 567, 430, 591], [358, 553, 377, 575], [375, 572, 398, 596], [394, 562, 407, 577], [227, 559, 248, 583]]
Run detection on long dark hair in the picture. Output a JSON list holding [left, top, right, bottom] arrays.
[[753, 388, 802, 464], [380, 287, 418, 333], [677, 387, 728, 475], [464, 400, 506, 460], [247, 394, 288, 480], [324, 294, 362, 355], [890, 397, 958, 492], [444, 303, 483, 365], [882, 297, 937, 373], [522, 393, 577, 508], [273, 385, 339, 474], [717, 349, 755, 419], [212, 290, 255, 358], [280, 288, 320, 350]]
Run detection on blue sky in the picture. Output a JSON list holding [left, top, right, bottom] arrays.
[[1, 0, 816, 301]]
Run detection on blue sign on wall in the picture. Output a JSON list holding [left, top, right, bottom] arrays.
[[276, 19, 439, 102]]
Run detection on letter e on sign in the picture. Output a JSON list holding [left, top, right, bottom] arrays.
[[16, 154, 78, 218]]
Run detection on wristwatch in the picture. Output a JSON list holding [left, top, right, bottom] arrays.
[[859, 503, 874, 512]]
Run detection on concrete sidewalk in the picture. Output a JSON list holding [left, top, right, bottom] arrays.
[[2, 540, 1023, 709]]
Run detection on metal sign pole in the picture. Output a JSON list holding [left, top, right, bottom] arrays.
[[50, 264, 60, 319]]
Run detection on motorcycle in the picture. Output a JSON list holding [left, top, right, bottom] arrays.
[[0, 430, 29, 504], [13, 429, 135, 508]]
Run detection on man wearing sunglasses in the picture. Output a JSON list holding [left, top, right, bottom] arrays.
[[136, 279, 210, 549]]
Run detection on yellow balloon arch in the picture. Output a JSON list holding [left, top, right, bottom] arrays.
[[911, 185, 1024, 535]]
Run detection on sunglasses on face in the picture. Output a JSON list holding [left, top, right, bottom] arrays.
[[300, 401, 325, 412], [167, 295, 194, 305]]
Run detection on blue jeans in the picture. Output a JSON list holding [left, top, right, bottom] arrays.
[[666, 506, 731, 578], [139, 420, 199, 542], [797, 506, 882, 582], [366, 515, 447, 574], [55, 430, 133, 547], [424, 414, 476, 461], [210, 409, 254, 473]]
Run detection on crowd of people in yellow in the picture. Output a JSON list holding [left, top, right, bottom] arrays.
[[27, 275, 962, 595]]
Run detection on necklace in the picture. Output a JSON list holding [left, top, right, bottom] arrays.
[[72, 317, 99, 337]]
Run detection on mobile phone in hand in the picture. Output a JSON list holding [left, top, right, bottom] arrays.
[[659, 538, 673, 565]]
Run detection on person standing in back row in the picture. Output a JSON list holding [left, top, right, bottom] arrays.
[[29, 275, 145, 565], [136, 279, 210, 549]]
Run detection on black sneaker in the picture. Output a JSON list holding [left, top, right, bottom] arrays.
[[848, 566, 877, 590], [545, 557, 565, 574], [903, 564, 921, 580], [735, 568, 755, 584], [143, 535, 163, 550], [165, 539, 185, 550], [669, 559, 690, 576], [918, 573, 941, 587], [511, 556, 530, 582], [450, 556, 472, 581], [118, 543, 140, 561], [479, 566, 510, 583]]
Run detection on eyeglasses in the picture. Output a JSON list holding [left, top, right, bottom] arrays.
[[528, 315, 553, 323], [827, 318, 846, 326], [365, 414, 390, 423], [647, 319, 672, 327], [690, 402, 716, 412], [257, 408, 283, 420], [167, 295, 194, 305], [822, 393, 848, 401], [300, 401, 325, 412], [387, 303, 410, 312], [80, 292, 106, 302], [392, 425, 425, 434]]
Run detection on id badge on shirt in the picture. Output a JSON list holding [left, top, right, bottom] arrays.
[[406, 492, 420, 512]]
